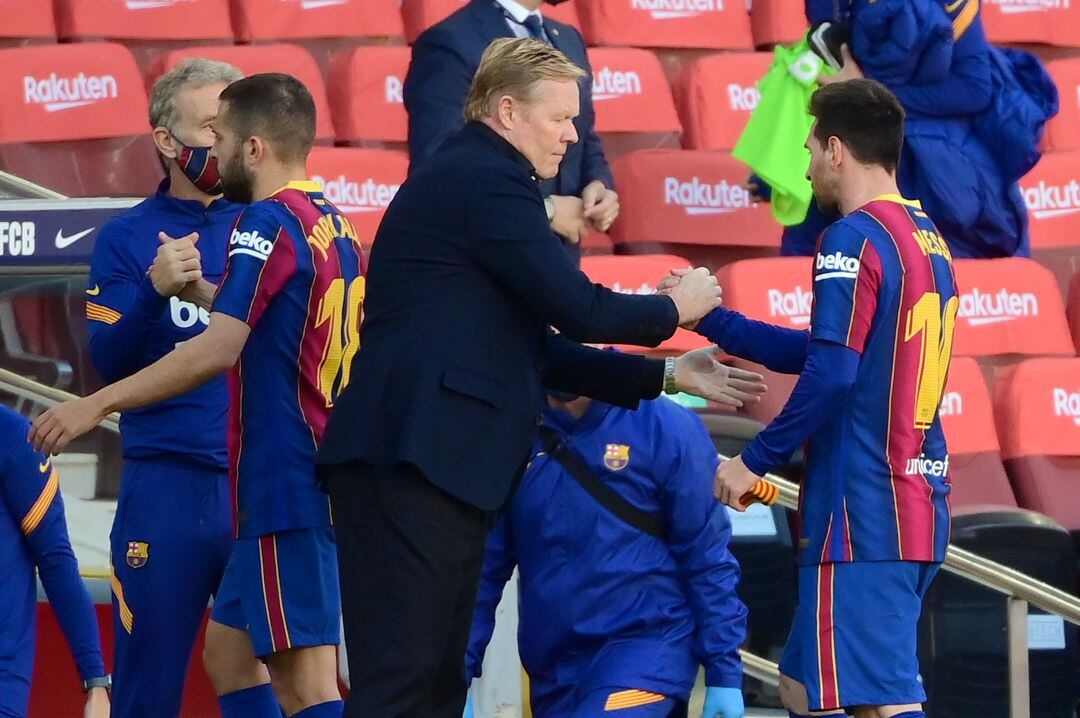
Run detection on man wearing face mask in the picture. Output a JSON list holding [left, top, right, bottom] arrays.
[[405, 0, 619, 246], [84, 58, 245, 718]]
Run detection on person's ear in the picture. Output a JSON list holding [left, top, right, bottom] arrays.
[[247, 136, 265, 166], [496, 95, 515, 130], [152, 127, 179, 160], [827, 136, 843, 169]]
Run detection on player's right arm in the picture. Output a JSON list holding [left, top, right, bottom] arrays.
[[693, 308, 810, 375], [465, 515, 518, 682]]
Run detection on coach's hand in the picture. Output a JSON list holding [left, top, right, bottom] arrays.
[[674, 347, 765, 408], [29, 396, 108, 456], [84, 686, 110, 718], [549, 195, 590, 244], [582, 180, 619, 233], [702, 686, 745, 718], [657, 267, 723, 328], [151, 231, 201, 297], [714, 455, 762, 512]]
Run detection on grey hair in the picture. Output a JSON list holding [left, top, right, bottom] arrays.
[[149, 58, 244, 131]]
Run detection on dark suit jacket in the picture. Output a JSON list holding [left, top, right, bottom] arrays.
[[403, 0, 613, 198], [318, 123, 678, 510]]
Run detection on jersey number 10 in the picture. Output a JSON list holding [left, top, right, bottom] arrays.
[[316, 276, 366, 407], [904, 292, 959, 430]]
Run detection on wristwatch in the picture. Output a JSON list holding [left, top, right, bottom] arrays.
[[544, 196, 556, 223], [82, 675, 111, 693], [663, 356, 678, 394]]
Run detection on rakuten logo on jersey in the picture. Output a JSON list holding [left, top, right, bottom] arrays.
[[229, 229, 273, 262], [24, 73, 118, 112], [728, 83, 760, 112], [1021, 180, 1080, 220], [814, 251, 860, 281], [985, 0, 1070, 13], [958, 288, 1039, 326], [1053, 388, 1080, 426], [592, 68, 642, 101], [663, 176, 753, 215], [905, 453, 950, 478], [313, 174, 400, 214], [630, 0, 724, 20], [768, 286, 812, 327], [938, 391, 963, 418]]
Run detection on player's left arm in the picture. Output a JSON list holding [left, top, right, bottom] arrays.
[[716, 225, 881, 508], [663, 409, 747, 689], [1, 432, 106, 684]]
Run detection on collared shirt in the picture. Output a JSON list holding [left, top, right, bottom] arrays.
[[494, 0, 549, 42]]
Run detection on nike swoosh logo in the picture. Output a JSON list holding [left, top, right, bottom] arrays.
[[39, 459, 50, 473], [86, 284, 101, 296], [55, 227, 95, 249], [944, 0, 966, 12]]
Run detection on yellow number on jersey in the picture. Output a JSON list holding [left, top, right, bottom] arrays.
[[904, 292, 959, 430], [315, 276, 366, 407]]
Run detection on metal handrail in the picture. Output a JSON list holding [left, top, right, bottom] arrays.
[[0, 367, 120, 434]]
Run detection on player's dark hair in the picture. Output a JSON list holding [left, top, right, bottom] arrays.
[[218, 73, 316, 164], [810, 79, 905, 173]]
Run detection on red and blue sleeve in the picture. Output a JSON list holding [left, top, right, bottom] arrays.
[[212, 204, 297, 328], [693, 309, 810, 375]]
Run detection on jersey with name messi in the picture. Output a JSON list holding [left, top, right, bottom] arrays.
[[802, 195, 956, 566], [213, 181, 365, 538]]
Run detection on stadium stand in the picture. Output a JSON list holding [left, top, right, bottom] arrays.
[[1043, 58, 1080, 152], [400, 0, 581, 44], [1018, 150, 1080, 292], [673, 52, 773, 152], [609, 150, 779, 266], [306, 146, 407, 247], [0, 42, 161, 197], [996, 357, 1080, 534], [748, 0, 806, 47], [1069, 269, 1080, 353], [585, 47, 683, 159], [981, 0, 1080, 49], [574, 0, 753, 50], [54, 0, 232, 43], [327, 45, 410, 147], [579, 254, 709, 354], [230, 0, 404, 43], [151, 44, 335, 141], [938, 357, 1019, 510], [0, 0, 55, 44]]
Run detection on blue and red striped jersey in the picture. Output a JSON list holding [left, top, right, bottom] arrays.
[[213, 181, 366, 538], [801, 195, 956, 565]]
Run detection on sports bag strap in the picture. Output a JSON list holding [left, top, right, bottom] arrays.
[[537, 426, 667, 541]]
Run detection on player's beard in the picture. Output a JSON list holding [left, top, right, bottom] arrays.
[[812, 178, 842, 218], [219, 145, 255, 205]]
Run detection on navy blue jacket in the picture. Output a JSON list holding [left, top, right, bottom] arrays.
[[404, 0, 613, 198], [318, 123, 678, 510], [466, 398, 746, 707], [87, 181, 240, 469]]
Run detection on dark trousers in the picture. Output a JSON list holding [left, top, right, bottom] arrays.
[[327, 462, 493, 718]]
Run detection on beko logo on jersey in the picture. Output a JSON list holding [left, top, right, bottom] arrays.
[[312, 174, 400, 213], [630, 0, 724, 20], [986, 0, 1069, 13], [229, 229, 273, 261], [592, 68, 642, 101], [663, 177, 753, 214], [905, 454, 950, 478], [170, 297, 210, 329], [958, 288, 1038, 326], [814, 251, 860, 280], [768, 286, 812, 326], [1022, 180, 1080, 219], [24, 73, 119, 112], [1053, 388, 1080, 426], [938, 391, 963, 417]]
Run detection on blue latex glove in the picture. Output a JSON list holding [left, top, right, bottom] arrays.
[[462, 693, 475, 718], [702, 686, 745, 718]]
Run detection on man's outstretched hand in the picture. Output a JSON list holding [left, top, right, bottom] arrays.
[[29, 396, 109, 456], [657, 267, 723, 328], [672, 347, 766, 408]]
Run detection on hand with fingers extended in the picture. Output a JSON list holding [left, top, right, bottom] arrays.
[[672, 347, 766, 408], [150, 231, 201, 297], [655, 266, 723, 328]]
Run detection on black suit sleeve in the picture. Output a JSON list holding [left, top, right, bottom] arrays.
[[464, 166, 679, 346], [404, 26, 474, 171], [542, 332, 663, 409]]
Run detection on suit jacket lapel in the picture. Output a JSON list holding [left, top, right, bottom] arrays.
[[470, 0, 515, 44]]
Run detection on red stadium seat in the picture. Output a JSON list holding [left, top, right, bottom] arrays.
[[951, 258, 1074, 359], [1068, 269, 1080, 353], [400, 0, 582, 44], [608, 150, 779, 266], [306, 146, 406, 247], [575, 0, 752, 50], [714, 257, 809, 423], [0, 0, 56, 43], [1018, 151, 1080, 293], [327, 46, 410, 146], [586, 47, 682, 159], [579, 254, 710, 354], [0, 42, 162, 196], [1044, 59, 1080, 152], [939, 357, 1018, 509], [750, 0, 807, 47], [55, 0, 232, 42], [673, 52, 772, 152], [981, 0, 1080, 47], [153, 45, 335, 141], [231, 0, 403, 42], [995, 357, 1080, 531]]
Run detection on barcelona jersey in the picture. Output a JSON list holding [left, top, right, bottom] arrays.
[[213, 181, 365, 538], [802, 195, 956, 566]]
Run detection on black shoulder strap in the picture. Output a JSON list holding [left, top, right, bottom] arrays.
[[538, 427, 667, 541]]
